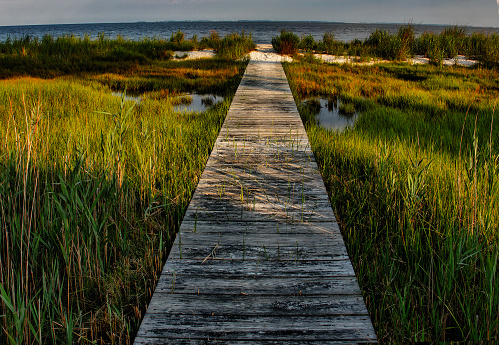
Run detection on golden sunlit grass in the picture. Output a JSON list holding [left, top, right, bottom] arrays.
[[0, 33, 249, 343], [285, 59, 499, 342]]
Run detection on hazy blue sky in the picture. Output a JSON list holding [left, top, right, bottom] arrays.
[[1, 0, 499, 27]]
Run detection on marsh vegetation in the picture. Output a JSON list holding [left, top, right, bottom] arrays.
[[0, 32, 250, 344], [2, 23, 499, 344], [285, 59, 499, 342], [273, 25, 499, 67]]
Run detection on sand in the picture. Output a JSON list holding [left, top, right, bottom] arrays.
[[173, 49, 215, 60], [173, 44, 478, 67], [249, 44, 293, 62], [410, 54, 477, 67]]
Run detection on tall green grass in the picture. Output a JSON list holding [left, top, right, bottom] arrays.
[[284, 60, 499, 342], [0, 57, 247, 343], [273, 25, 499, 67], [0, 32, 254, 78], [214, 31, 256, 60], [271, 30, 300, 55]]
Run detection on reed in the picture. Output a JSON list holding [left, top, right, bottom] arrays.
[[271, 30, 300, 55], [284, 60, 499, 342], [275, 25, 499, 67], [0, 31, 254, 78], [214, 31, 255, 60], [0, 56, 247, 343]]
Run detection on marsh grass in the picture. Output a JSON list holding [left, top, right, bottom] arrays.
[[285, 60, 499, 342], [213, 32, 255, 60], [275, 25, 499, 67], [0, 32, 254, 79], [365, 25, 499, 66], [271, 30, 300, 55], [0, 54, 247, 342], [88, 59, 245, 95]]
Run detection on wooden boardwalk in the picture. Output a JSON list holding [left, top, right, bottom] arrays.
[[134, 60, 377, 344]]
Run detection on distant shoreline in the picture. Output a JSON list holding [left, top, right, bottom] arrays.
[[1, 20, 498, 30], [2, 21, 499, 44]]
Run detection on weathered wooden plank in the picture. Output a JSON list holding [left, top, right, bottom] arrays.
[[208, 150, 312, 160], [173, 231, 343, 245], [161, 259, 356, 277], [182, 206, 336, 223], [193, 182, 330, 200], [145, 294, 369, 316], [154, 275, 362, 295], [209, 144, 314, 156], [200, 165, 320, 182], [190, 192, 330, 209], [206, 150, 314, 162], [204, 159, 317, 172], [168, 244, 349, 261], [184, 208, 333, 221], [135, 315, 376, 341], [134, 339, 360, 345], [199, 172, 321, 185], [227, 109, 299, 115], [178, 220, 342, 235]]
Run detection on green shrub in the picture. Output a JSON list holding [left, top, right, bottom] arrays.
[[321, 32, 344, 55], [272, 30, 300, 55], [214, 31, 255, 60], [397, 23, 415, 59], [366, 24, 414, 61], [466, 33, 499, 68], [300, 34, 317, 52], [440, 26, 467, 58], [346, 39, 371, 60], [169, 30, 185, 44]]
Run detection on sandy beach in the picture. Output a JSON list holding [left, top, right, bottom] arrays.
[[175, 44, 478, 67]]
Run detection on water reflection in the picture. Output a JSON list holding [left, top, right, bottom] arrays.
[[112, 92, 142, 103], [173, 94, 224, 112], [112, 91, 224, 112], [302, 97, 357, 131]]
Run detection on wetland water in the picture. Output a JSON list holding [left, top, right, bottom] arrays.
[[113, 92, 224, 113], [173, 94, 224, 112], [302, 97, 358, 131]]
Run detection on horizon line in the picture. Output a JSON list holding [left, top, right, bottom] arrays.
[[1, 19, 498, 30]]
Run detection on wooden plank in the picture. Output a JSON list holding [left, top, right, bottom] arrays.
[[145, 295, 369, 316], [178, 220, 342, 235], [135, 315, 376, 341], [168, 244, 350, 261], [182, 207, 336, 223], [173, 231, 344, 245], [193, 182, 330, 200], [161, 259, 356, 277], [135, 338, 362, 345], [154, 276, 362, 295], [183, 195, 336, 220], [201, 165, 320, 182]]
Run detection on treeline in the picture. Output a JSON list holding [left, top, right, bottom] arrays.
[[272, 25, 499, 67]]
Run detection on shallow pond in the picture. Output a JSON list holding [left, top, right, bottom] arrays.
[[112, 92, 142, 103], [112, 92, 224, 112], [301, 97, 358, 131], [173, 94, 224, 113]]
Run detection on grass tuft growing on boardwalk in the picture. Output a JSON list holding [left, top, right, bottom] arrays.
[[284, 60, 499, 342]]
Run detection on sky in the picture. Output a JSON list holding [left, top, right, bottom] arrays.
[[1, 0, 499, 28]]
